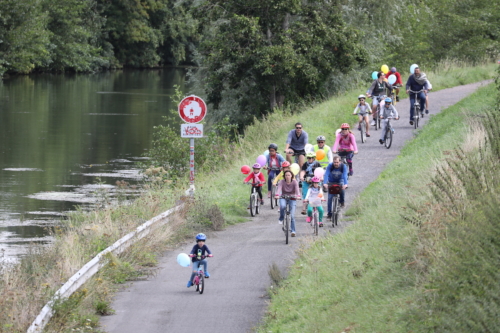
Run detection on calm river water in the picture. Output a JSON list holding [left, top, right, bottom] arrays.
[[0, 69, 188, 262]]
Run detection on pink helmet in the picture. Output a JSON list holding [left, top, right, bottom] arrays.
[[281, 161, 291, 167], [252, 163, 261, 169], [311, 176, 321, 183]]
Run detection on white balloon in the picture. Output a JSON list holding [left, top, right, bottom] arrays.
[[304, 143, 314, 153], [410, 64, 418, 74], [387, 74, 396, 85]]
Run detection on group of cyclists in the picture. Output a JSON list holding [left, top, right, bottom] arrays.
[[244, 65, 431, 237]]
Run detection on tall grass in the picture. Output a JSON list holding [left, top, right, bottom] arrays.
[[0, 61, 496, 332], [257, 83, 497, 332]]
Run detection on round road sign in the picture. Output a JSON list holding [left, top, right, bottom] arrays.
[[178, 95, 207, 124]]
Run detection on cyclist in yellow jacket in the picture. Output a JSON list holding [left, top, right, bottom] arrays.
[[313, 135, 332, 169]]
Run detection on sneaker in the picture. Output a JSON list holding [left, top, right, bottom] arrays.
[[301, 209, 306, 215], [327, 214, 332, 220], [379, 139, 384, 144], [370, 120, 376, 126], [421, 112, 424, 118], [425, 109, 429, 114], [278, 219, 283, 225], [187, 281, 193, 288], [306, 216, 311, 223], [366, 133, 371, 137], [261, 200, 265, 205], [319, 222, 323, 227], [357, 125, 361, 131], [291, 232, 296, 237], [396, 96, 400, 102], [204, 272, 210, 278], [349, 169, 353, 176], [409, 121, 414, 125], [340, 202, 345, 208]]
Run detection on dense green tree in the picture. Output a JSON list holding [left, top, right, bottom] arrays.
[[0, 0, 51, 76], [195, 0, 368, 126], [43, 0, 110, 72]]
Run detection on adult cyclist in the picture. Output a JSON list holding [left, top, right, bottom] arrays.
[[264, 143, 285, 198], [284, 122, 308, 170], [406, 65, 428, 125], [313, 135, 333, 169], [323, 156, 348, 219], [387, 67, 403, 102], [366, 72, 393, 126]]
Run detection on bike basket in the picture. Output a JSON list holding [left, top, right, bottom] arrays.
[[328, 184, 342, 195]]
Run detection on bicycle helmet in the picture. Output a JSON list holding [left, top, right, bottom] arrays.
[[252, 163, 261, 169], [358, 94, 366, 100], [391, 67, 396, 73], [385, 97, 392, 103], [281, 161, 291, 167], [311, 176, 321, 183], [341, 123, 350, 129], [316, 135, 326, 142], [196, 233, 206, 241], [268, 143, 278, 150], [306, 152, 316, 158]]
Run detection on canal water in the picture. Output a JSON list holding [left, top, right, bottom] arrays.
[[0, 69, 188, 262]]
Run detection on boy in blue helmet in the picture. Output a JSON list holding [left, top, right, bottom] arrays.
[[187, 233, 213, 287]]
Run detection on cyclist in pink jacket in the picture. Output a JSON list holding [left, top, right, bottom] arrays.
[[332, 123, 358, 176]]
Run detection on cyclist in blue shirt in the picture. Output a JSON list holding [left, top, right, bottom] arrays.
[[187, 233, 213, 288], [323, 156, 348, 219], [405, 66, 428, 125]]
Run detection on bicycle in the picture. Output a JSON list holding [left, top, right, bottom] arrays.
[[189, 254, 211, 295], [246, 183, 262, 217], [279, 195, 297, 244], [326, 183, 344, 227], [409, 89, 425, 129], [371, 95, 386, 131], [390, 86, 400, 106], [381, 117, 396, 149], [306, 198, 323, 236], [355, 114, 369, 143], [337, 149, 352, 180]]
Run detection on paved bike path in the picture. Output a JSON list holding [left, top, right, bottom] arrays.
[[100, 80, 491, 333]]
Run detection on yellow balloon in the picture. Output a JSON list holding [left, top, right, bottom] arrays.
[[316, 149, 326, 160], [381, 64, 389, 74], [290, 163, 300, 176]]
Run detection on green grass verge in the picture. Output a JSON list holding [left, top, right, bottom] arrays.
[[256, 83, 497, 332]]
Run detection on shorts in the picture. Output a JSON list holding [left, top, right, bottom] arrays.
[[289, 148, 306, 156], [371, 96, 384, 106]]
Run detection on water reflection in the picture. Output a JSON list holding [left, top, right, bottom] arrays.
[[0, 69, 187, 261]]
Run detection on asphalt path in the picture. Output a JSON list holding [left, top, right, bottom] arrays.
[[100, 80, 491, 333]]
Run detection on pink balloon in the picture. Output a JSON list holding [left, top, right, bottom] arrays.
[[314, 168, 325, 179], [256, 155, 267, 167]]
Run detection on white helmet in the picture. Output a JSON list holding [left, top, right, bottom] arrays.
[[358, 94, 366, 100]]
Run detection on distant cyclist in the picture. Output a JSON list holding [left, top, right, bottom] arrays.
[[353, 95, 371, 137], [366, 72, 393, 126], [264, 143, 285, 198], [379, 97, 400, 144], [332, 123, 358, 176], [405, 65, 428, 125], [313, 135, 333, 169], [387, 67, 403, 101], [323, 156, 348, 219], [284, 122, 308, 169], [243, 163, 265, 206]]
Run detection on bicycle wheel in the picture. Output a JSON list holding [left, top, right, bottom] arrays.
[[331, 197, 337, 228], [255, 195, 260, 215], [270, 185, 276, 209], [360, 121, 366, 143], [313, 211, 319, 236], [333, 204, 339, 226], [414, 105, 419, 129], [198, 274, 204, 294], [374, 107, 379, 130], [249, 194, 255, 217], [284, 211, 290, 244], [384, 126, 392, 149]]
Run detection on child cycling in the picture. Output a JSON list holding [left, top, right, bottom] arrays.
[[187, 233, 213, 288], [379, 97, 400, 144], [304, 177, 326, 226], [263, 143, 285, 198], [244, 163, 265, 206], [332, 123, 358, 176], [299, 152, 321, 215], [272, 161, 291, 185], [353, 94, 371, 137]]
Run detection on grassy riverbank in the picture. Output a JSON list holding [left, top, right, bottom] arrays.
[[257, 83, 499, 331], [0, 61, 496, 332]]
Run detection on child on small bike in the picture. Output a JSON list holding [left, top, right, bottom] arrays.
[[299, 152, 321, 215], [271, 161, 291, 186], [187, 233, 213, 288], [304, 177, 326, 226], [379, 97, 399, 144], [353, 94, 371, 137], [244, 163, 266, 206]]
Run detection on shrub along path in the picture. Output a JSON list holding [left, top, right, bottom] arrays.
[[100, 80, 492, 333]]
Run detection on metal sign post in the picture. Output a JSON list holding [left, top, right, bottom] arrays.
[[178, 95, 207, 196]]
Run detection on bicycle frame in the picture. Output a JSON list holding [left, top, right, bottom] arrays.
[[409, 89, 424, 129], [280, 195, 296, 244]]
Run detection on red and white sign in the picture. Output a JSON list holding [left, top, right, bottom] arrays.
[[178, 95, 207, 124], [181, 124, 204, 138]]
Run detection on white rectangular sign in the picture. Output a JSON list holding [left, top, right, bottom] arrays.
[[181, 124, 204, 138]]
